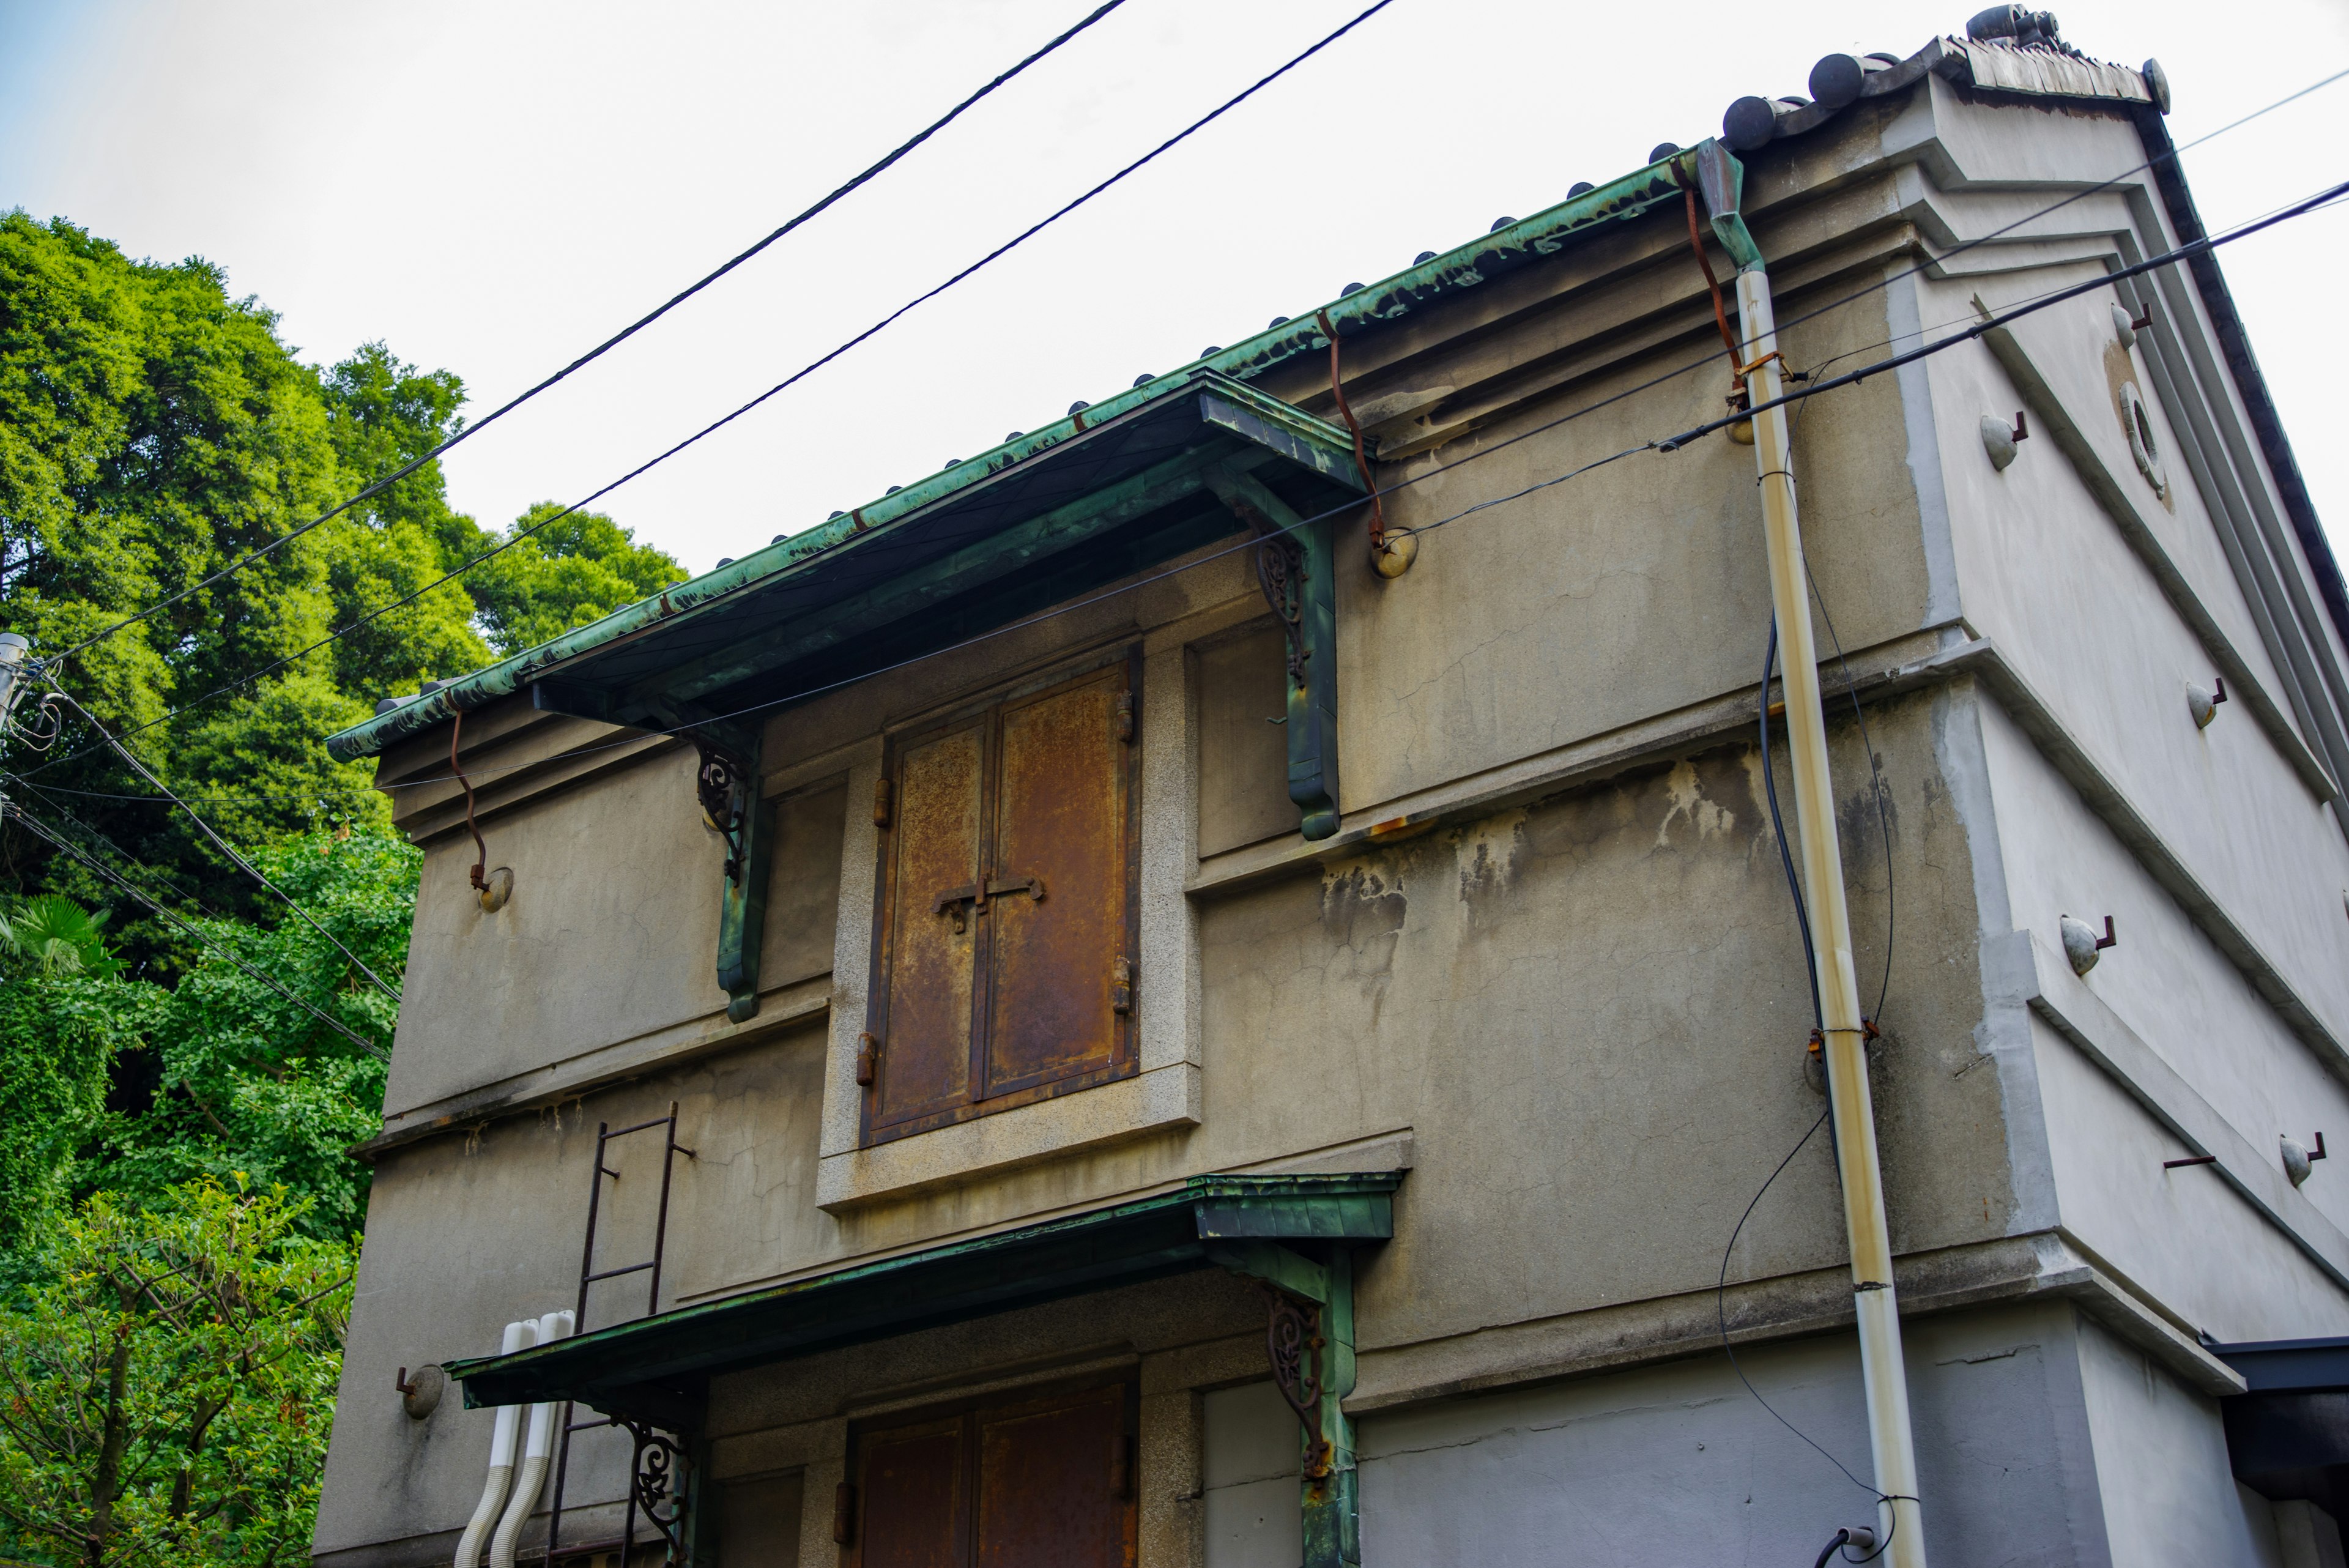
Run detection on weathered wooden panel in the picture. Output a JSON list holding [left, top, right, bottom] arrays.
[[974, 1384, 1130, 1568], [874, 724, 986, 1131], [853, 1418, 967, 1568], [985, 669, 1129, 1100]]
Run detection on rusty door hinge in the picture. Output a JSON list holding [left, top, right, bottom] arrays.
[[872, 776, 892, 828], [1115, 689, 1135, 743], [832, 1481, 857, 1545], [1113, 956, 1134, 1014], [855, 1033, 880, 1087]]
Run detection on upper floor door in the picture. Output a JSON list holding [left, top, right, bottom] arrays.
[[864, 655, 1140, 1143]]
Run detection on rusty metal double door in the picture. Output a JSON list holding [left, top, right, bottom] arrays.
[[867, 655, 1140, 1142]]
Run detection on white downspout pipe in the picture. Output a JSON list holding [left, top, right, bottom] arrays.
[[487, 1310, 576, 1568], [454, 1320, 536, 1568], [1736, 263, 1929, 1568]]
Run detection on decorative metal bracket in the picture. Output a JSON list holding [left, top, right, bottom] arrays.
[[1208, 467, 1341, 842], [692, 738, 754, 883], [656, 706, 773, 1025], [1208, 1239, 1360, 1568], [1263, 1286, 1332, 1478], [618, 1418, 691, 1568]]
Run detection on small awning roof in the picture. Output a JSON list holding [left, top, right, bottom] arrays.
[[443, 1172, 1400, 1426], [330, 372, 1365, 757]]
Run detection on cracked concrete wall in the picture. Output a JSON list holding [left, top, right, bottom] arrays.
[[324, 77, 2349, 1568], [316, 1027, 826, 1568], [387, 757, 846, 1117]]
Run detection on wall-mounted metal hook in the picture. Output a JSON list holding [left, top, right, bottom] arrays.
[[2129, 307, 2154, 333], [2060, 913, 2117, 975], [395, 1364, 444, 1418], [2284, 1132, 2328, 1187], [2009, 411, 2029, 445]]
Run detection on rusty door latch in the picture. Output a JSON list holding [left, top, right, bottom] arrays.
[[933, 875, 1047, 934]]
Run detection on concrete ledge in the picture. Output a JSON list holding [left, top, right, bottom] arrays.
[[1346, 1228, 2243, 1416], [815, 1062, 1201, 1211], [1989, 927, 2349, 1290], [358, 976, 831, 1160]]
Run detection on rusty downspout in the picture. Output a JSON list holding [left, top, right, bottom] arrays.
[[1315, 310, 1414, 577], [1681, 180, 1757, 443]]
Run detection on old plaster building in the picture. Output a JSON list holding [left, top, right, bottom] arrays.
[[315, 13, 2349, 1567]]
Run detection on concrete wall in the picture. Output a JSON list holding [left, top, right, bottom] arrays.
[[321, 71, 2349, 1568]]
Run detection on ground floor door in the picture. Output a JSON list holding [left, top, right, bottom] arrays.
[[845, 1379, 1135, 1568]]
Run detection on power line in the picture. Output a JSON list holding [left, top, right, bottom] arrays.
[[48, 0, 1136, 669], [70, 157, 2339, 813], [1655, 174, 2349, 452], [28, 101, 2343, 814], [49, 692, 404, 1003], [2, 801, 388, 1059], [27, 0, 1405, 771]]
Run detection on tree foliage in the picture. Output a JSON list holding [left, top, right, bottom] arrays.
[[0, 1180, 352, 1568], [0, 204, 689, 1563], [0, 210, 685, 925]]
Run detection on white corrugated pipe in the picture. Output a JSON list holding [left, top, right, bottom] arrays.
[[453, 1320, 536, 1568], [486, 1310, 574, 1568]]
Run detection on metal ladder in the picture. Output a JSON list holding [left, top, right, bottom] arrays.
[[540, 1103, 695, 1568]]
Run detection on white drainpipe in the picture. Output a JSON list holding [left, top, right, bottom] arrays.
[[1736, 263, 1928, 1568], [488, 1310, 576, 1568], [454, 1320, 536, 1568]]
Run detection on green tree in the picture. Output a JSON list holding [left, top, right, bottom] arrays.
[[0, 211, 683, 931], [0, 896, 139, 1255], [471, 501, 687, 657], [84, 828, 412, 1243], [0, 1179, 352, 1568]]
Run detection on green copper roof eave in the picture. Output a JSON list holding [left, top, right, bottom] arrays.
[[325, 144, 1742, 766], [324, 370, 1351, 762], [442, 1172, 1401, 1413]]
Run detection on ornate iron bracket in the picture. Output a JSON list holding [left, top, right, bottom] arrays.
[[1237, 500, 1310, 689], [1206, 467, 1341, 841], [618, 1419, 691, 1567], [692, 738, 754, 884], [1262, 1285, 1334, 1479], [663, 712, 771, 1024]]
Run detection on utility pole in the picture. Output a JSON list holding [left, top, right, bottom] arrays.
[[1737, 266, 1929, 1567]]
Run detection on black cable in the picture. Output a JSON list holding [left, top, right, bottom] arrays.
[[2, 802, 387, 1058], [26, 0, 1405, 770], [1802, 562, 1896, 1025], [49, 0, 1136, 667], [34, 148, 2346, 801], [48, 693, 403, 1003], [1715, 1106, 1870, 1489], [1657, 174, 2349, 453], [1759, 622, 1821, 1030]]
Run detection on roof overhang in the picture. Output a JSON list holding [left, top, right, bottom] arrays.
[[442, 1172, 1400, 1427], [330, 371, 1365, 759], [324, 149, 1724, 764]]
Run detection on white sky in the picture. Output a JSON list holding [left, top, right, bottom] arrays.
[[2, 0, 2345, 583]]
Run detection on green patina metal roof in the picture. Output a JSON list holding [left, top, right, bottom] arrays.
[[327, 148, 1718, 764], [443, 1172, 1400, 1425]]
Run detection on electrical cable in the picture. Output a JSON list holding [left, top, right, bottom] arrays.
[[1, 801, 387, 1058], [1758, 622, 1821, 1030], [47, 0, 1137, 669], [28, 149, 2346, 823], [22, 0, 1405, 771], [1657, 174, 2349, 453], [48, 693, 403, 1003]]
